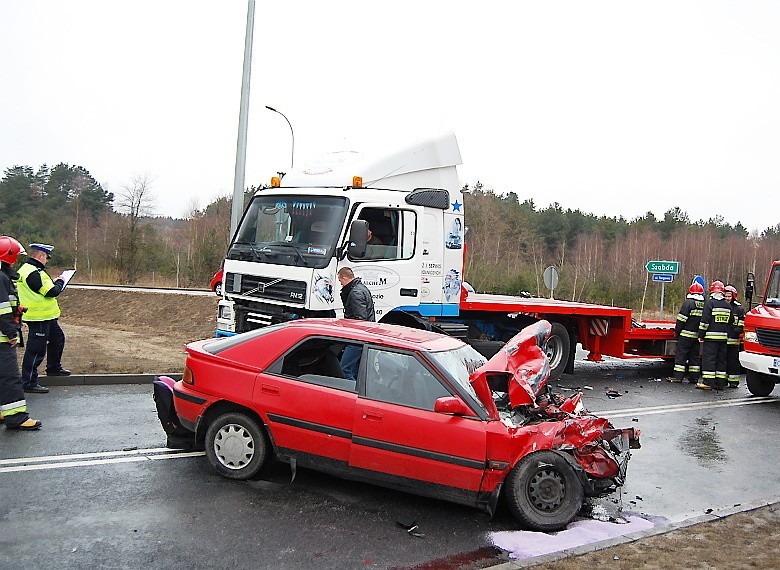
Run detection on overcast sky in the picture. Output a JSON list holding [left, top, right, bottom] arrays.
[[2, 1, 778, 233]]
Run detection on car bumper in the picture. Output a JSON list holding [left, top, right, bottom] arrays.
[[172, 381, 212, 432]]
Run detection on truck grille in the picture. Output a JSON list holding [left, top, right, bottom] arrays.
[[225, 273, 306, 305], [757, 328, 780, 349]]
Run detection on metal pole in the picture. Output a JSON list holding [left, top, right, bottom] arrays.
[[230, 0, 255, 238], [265, 106, 294, 169], [660, 281, 665, 319]]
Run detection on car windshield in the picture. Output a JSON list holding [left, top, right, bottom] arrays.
[[428, 344, 487, 411], [229, 195, 348, 269]]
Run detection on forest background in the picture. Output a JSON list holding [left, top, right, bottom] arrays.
[[1, 163, 778, 316]]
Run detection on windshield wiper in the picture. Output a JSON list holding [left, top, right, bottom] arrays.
[[272, 243, 309, 266]]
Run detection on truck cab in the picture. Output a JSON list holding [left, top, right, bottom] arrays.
[[740, 260, 780, 396], [216, 133, 465, 336]]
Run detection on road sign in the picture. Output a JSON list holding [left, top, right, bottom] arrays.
[[646, 260, 679, 274], [652, 273, 674, 283], [543, 266, 559, 290]]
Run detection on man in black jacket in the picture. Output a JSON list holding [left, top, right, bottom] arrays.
[[337, 267, 375, 381]]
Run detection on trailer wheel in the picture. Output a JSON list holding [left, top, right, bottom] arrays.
[[546, 323, 571, 382], [746, 370, 776, 397], [505, 450, 584, 531]]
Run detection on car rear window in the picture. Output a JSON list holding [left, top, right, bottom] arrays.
[[204, 323, 287, 354]]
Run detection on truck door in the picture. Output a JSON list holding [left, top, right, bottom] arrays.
[[346, 206, 423, 321]]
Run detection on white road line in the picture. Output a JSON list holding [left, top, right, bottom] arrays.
[[0, 449, 204, 474], [597, 396, 779, 418]]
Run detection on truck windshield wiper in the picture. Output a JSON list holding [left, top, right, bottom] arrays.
[[271, 243, 308, 266]]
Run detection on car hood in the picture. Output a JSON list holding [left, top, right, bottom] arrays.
[[469, 321, 552, 419]]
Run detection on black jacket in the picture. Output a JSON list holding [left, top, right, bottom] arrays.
[[675, 296, 705, 339], [0, 264, 21, 341], [340, 278, 375, 321]]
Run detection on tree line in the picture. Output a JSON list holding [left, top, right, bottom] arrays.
[[2, 164, 778, 314]]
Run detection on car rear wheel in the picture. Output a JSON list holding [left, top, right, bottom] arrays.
[[205, 413, 267, 480], [746, 370, 776, 396], [505, 450, 584, 531]]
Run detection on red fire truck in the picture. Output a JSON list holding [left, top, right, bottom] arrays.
[[740, 261, 780, 396]]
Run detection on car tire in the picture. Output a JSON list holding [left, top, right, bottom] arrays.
[[504, 450, 584, 531], [546, 323, 571, 382], [215, 282, 222, 296], [746, 369, 775, 397], [205, 413, 267, 480]]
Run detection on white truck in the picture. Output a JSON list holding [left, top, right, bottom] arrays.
[[217, 133, 676, 381]]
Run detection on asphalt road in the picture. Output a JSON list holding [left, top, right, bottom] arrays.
[[2, 358, 779, 569]]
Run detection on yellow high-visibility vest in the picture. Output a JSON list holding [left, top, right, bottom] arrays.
[[16, 263, 61, 321]]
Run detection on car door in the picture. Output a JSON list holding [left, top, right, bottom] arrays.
[[349, 347, 487, 499], [258, 337, 360, 466]]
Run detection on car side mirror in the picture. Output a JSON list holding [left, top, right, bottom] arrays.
[[347, 219, 369, 259], [434, 396, 471, 416]]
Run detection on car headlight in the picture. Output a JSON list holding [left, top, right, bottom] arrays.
[[744, 331, 757, 343]]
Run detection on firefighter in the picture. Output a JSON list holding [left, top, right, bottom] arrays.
[[697, 280, 733, 390], [724, 284, 745, 389], [17, 243, 70, 393], [670, 282, 705, 383], [0, 236, 42, 430]]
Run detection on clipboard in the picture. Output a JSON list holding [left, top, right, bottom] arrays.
[[60, 269, 76, 288]]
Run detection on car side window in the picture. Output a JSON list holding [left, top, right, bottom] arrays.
[[364, 348, 451, 410], [273, 338, 357, 392], [350, 208, 416, 261]]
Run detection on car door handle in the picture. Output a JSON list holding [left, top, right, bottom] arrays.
[[362, 411, 383, 422], [260, 384, 280, 395]]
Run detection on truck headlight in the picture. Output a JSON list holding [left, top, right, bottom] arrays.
[[219, 305, 233, 320], [744, 331, 757, 343]]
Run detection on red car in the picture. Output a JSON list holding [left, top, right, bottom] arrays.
[[157, 319, 639, 531], [210, 269, 224, 296]]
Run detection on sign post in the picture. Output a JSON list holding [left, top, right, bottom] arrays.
[[646, 261, 679, 319]]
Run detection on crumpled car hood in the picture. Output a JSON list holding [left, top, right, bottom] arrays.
[[470, 321, 552, 418]]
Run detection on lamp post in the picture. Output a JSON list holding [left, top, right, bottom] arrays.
[[265, 106, 295, 169]]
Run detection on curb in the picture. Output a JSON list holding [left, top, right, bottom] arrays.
[[486, 497, 780, 569], [39, 373, 183, 387]]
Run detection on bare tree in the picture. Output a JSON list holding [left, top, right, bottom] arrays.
[[116, 174, 155, 283]]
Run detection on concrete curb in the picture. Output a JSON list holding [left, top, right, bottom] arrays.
[[486, 497, 780, 569], [39, 373, 183, 386]]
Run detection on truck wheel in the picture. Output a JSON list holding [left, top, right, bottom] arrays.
[[205, 413, 268, 480], [546, 323, 571, 382], [504, 450, 584, 531], [746, 370, 776, 397]]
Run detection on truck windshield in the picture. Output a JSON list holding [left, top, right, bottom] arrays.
[[229, 195, 348, 269], [766, 265, 780, 307]]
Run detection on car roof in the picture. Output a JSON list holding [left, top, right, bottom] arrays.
[[284, 318, 462, 352]]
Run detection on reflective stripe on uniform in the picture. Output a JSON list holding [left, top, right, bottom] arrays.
[[680, 330, 698, 339], [1, 399, 27, 415]]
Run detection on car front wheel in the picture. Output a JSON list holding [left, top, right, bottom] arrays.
[[205, 413, 267, 480], [505, 450, 584, 531]]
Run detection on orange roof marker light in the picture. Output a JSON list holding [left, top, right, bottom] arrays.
[[271, 176, 281, 187], [352, 176, 363, 188]]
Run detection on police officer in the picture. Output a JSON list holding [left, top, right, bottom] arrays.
[[724, 285, 745, 389], [697, 280, 733, 390], [17, 243, 70, 394], [0, 236, 42, 430], [670, 282, 705, 383]]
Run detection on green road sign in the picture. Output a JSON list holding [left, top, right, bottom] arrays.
[[646, 260, 679, 274]]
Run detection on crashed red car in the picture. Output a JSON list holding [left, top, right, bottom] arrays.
[[210, 269, 224, 296], [156, 319, 639, 531]]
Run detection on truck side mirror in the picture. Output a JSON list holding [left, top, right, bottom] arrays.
[[347, 219, 369, 259], [745, 272, 755, 308]]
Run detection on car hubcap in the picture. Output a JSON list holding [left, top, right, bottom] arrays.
[[214, 423, 254, 470], [546, 336, 563, 370], [527, 468, 565, 511]]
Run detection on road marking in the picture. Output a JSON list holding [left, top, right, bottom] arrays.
[[0, 447, 205, 474], [597, 395, 779, 418]]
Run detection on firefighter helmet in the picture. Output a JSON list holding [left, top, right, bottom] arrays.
[[710, 280, 725, 294], [0, 236, 25, 264], [725, 284, 738, 299], [689, 282, 705, 295]]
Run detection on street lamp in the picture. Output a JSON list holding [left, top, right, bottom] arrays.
[[265, 105, 295, 169]]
